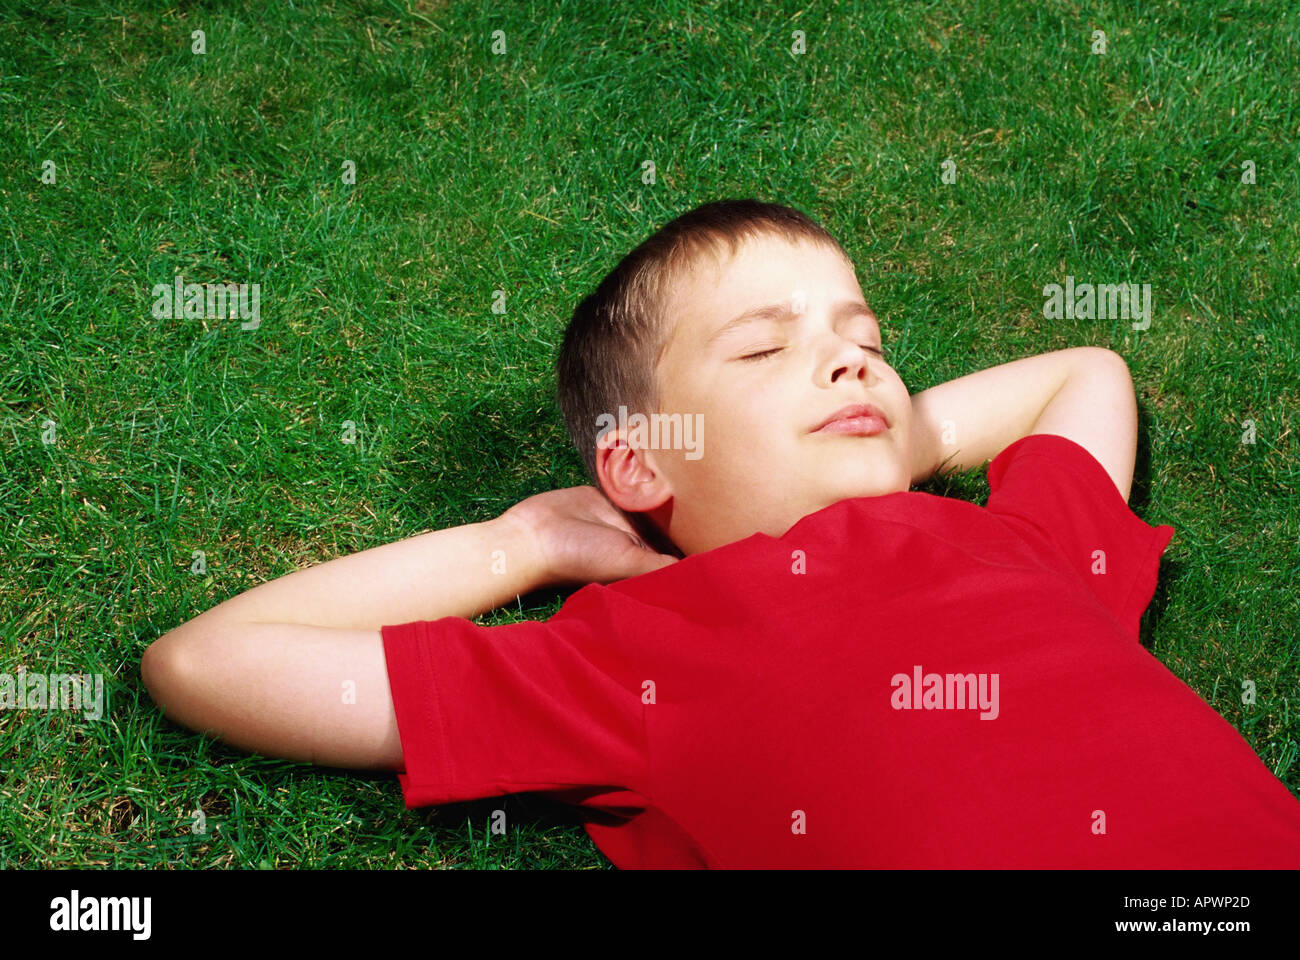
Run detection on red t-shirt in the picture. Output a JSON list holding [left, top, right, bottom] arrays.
[[381, 433, 1300, 867]]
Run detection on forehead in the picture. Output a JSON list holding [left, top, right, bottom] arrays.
[[702, 231, 852, 290], [664, 233, 865, 341]]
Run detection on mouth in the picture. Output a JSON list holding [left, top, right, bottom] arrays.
[[812, 402, 890, 436]]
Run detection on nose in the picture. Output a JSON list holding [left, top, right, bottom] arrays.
[[820, 335, 875, 387]]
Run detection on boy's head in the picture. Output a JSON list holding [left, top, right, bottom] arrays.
[[557, 199, 916, 558]]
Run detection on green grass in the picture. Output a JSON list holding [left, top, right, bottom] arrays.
[[1, 0, 1297, 868]]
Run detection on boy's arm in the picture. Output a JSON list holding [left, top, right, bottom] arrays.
[[909, 346, 1138, 502], [162, 511, 548, 636], [140, 487, 677, 769], [140, 512, 546, 770]]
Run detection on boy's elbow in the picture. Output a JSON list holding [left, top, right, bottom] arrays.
[[1078, 346, 1132, 380], [140, 630, 194, 718]]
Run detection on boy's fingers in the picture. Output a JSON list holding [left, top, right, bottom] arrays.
[[639, 553, 679, 573]]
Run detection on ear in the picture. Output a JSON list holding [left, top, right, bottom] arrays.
[[595, 429, 674, 513]]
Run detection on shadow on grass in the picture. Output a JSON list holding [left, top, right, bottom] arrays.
[[386, 374, 583, 529], [1133, 399, 1179, 652]]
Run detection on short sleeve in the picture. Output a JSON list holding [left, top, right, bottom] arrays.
[[380, 594, 649, 810], [985, 432, 1175, 642]]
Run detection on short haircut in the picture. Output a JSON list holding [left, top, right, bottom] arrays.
[[556, 199, 850, 512]]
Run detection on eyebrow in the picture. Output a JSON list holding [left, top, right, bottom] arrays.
[[706, 299, 878, 345]]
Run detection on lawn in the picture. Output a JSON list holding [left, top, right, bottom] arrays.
[[1, 0, 1297, 868]]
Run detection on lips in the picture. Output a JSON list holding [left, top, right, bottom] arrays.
[[812, 402, 890, 435]]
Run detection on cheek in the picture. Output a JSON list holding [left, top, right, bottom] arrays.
[[885, 377, 911, 418], [712, 419, 765, 465], [706, 415, 788, 479]]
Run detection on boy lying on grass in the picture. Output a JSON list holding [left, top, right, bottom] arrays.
[[141, 199, 1300, 868]]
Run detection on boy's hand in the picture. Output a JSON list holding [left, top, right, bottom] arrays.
[[503, 486, 680, 588]]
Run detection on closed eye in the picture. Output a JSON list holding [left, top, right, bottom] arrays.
[[737, 344, 885, 362]]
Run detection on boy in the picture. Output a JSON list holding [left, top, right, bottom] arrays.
[[141, 200, 1300, 868]]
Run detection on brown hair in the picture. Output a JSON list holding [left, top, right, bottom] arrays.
[[555, 198, 850, 551]]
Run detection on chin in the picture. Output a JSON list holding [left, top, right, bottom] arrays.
[[834, 467, 903, 500]]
